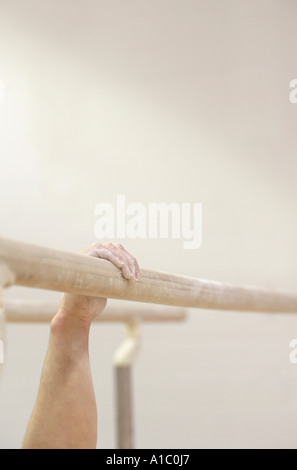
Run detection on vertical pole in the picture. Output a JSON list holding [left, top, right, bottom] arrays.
[[113, 322, 140, 449], [115, 364, 134, 449], [0, 265, 13, 379], [0, 286, 5, 374]]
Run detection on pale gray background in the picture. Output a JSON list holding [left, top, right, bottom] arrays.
[[0, 0, 297, 449]]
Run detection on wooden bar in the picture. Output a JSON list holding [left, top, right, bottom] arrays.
[[3, 299, 187, 323], [1, 236, 297, 312]]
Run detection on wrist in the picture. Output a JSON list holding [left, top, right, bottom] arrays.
[[51, 306, 92, 334]]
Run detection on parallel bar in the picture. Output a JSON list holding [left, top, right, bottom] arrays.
[[4, 299, 187, 323], [1, 237, 297, 312]]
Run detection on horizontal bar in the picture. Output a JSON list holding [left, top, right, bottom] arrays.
[[1, 237, 297, 312], [4, 299, 187, 323]]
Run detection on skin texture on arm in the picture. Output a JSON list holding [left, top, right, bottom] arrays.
[[22, 242, 140, 449]]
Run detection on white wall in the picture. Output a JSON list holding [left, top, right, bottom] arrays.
[[1, 0, 297, 448]]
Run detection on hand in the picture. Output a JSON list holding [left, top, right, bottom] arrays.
[[58, 242, 141, 323]]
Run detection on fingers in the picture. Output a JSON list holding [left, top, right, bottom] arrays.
[[115, 243, 142, 279], [82, 242, 141, 281]]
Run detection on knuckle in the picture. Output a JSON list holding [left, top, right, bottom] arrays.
[[94, 242, 104, 249], [101, 242, 112, 248]]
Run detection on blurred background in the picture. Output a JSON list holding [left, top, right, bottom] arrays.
[[0, 0, 297, 449]]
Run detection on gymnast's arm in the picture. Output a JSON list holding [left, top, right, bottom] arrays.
[[22, 242, 140, 449]]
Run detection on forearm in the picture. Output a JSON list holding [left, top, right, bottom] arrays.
[[22, 242, 140, 449], [22, 311, 97, 449]]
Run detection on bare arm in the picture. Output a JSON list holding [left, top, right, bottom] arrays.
[[22, 242, 140, 449]]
